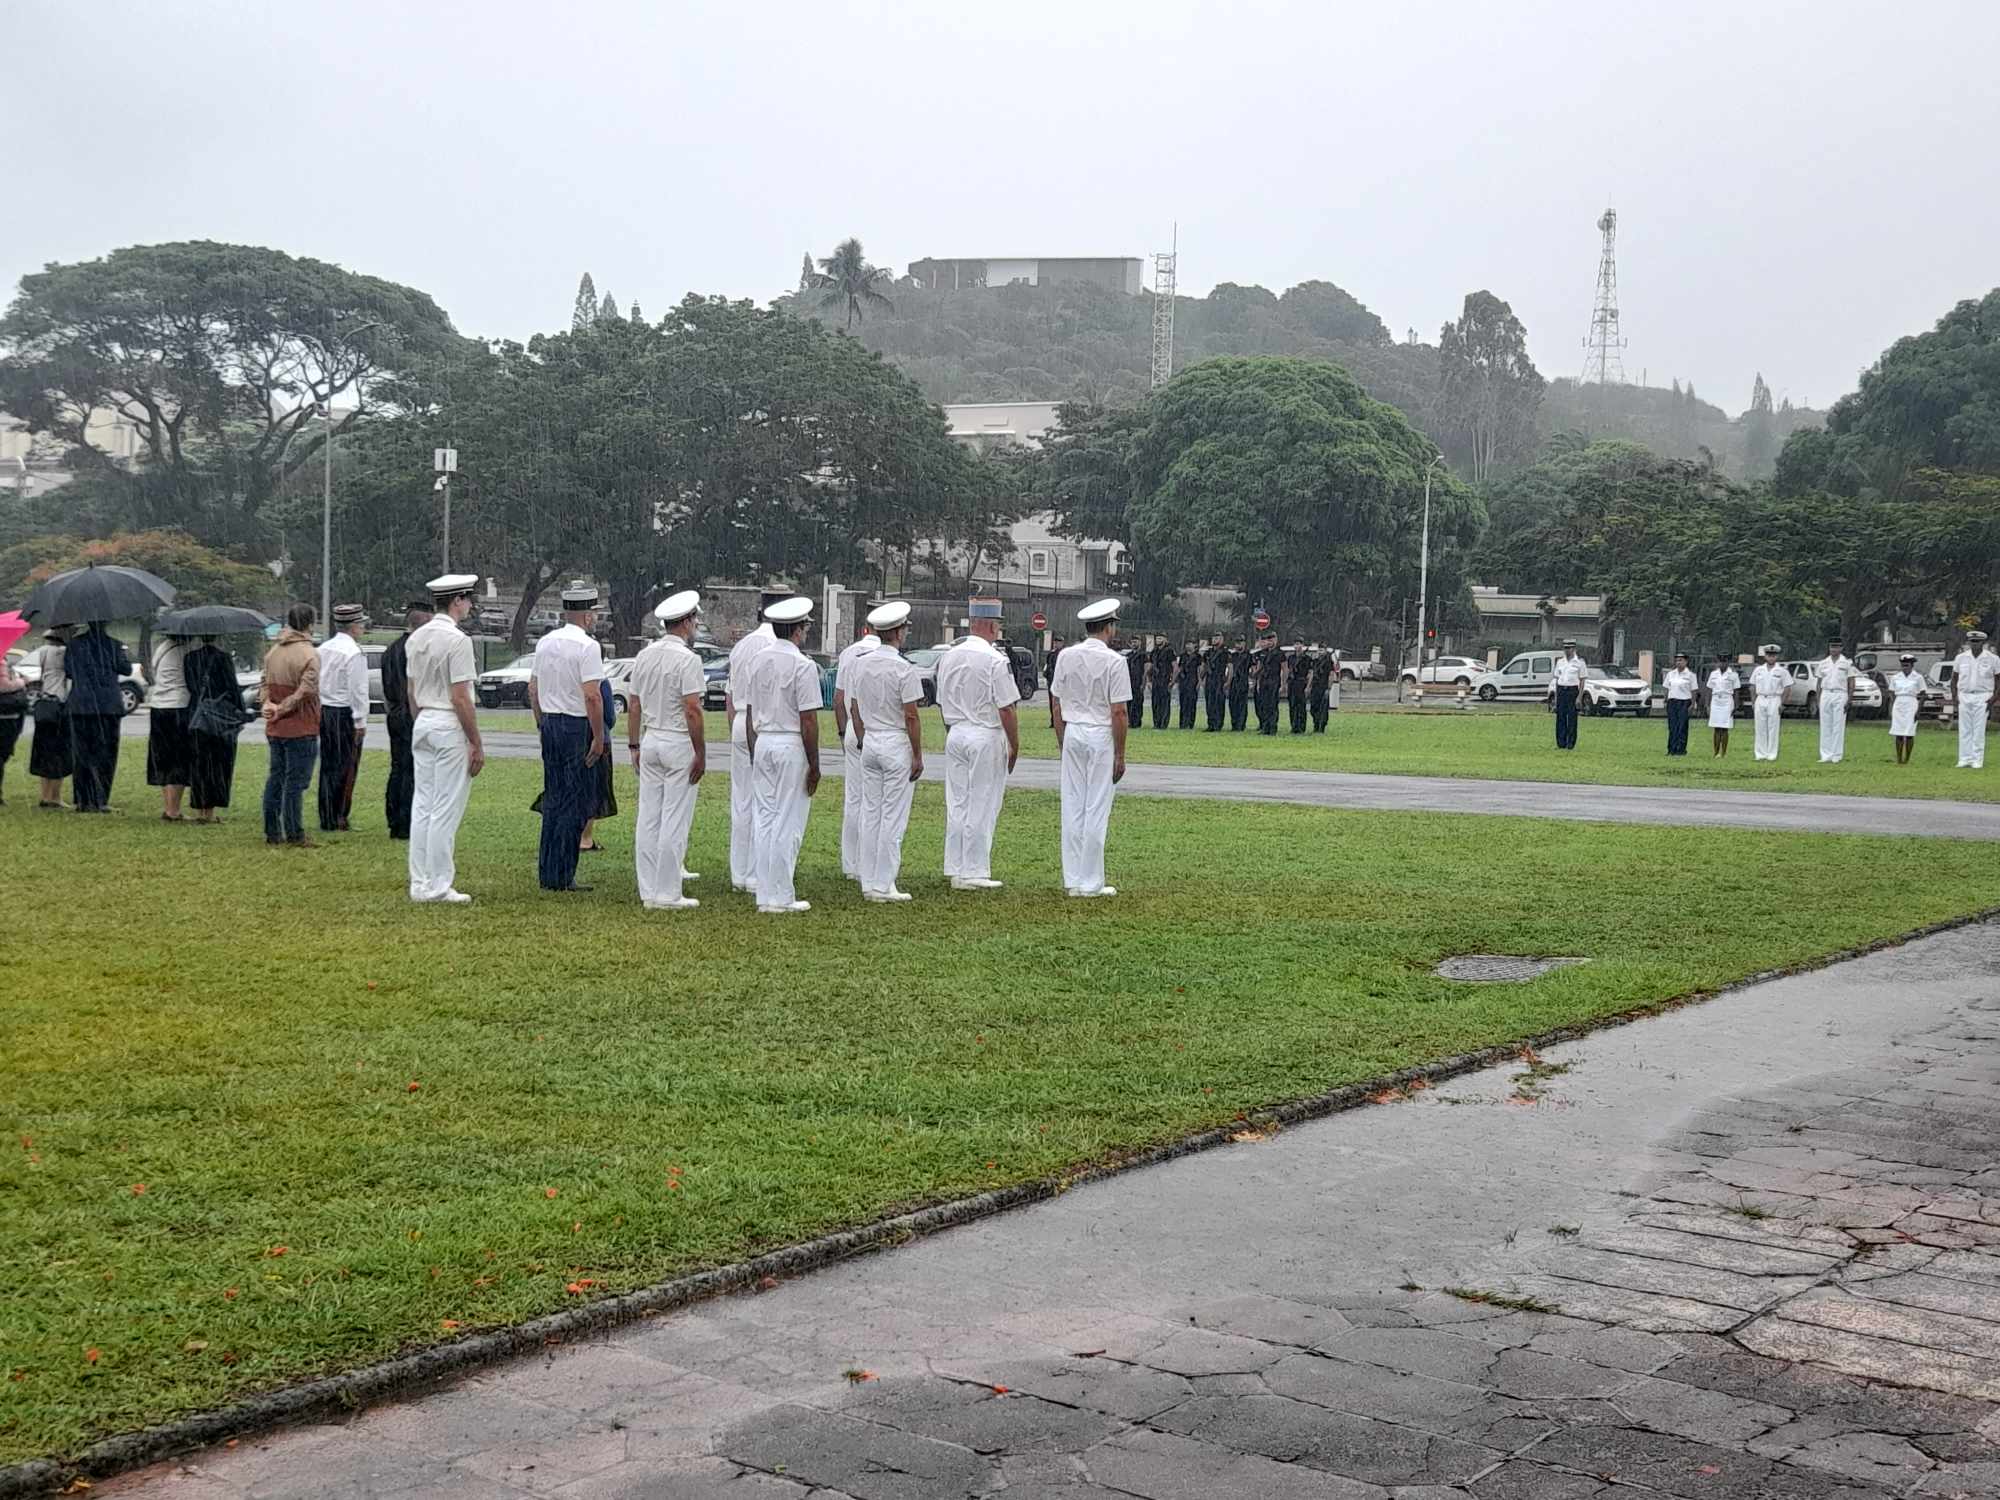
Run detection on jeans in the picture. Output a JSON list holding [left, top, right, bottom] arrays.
[[263, 736, 318, 841]]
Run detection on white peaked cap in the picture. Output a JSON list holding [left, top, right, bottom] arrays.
[[867, 601, 911, 631], [426, 573, 480, 599], [764, 596, 814, 624], [1077, 597, 1122, 624], [654, 589, 701, 624]]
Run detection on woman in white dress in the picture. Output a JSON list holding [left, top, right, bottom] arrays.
[[1705, 653, 1740, 757], [1887, 652, 1924, 764]]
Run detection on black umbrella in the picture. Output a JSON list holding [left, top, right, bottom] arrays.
[[156, 605, 272, 636], [20, 564, 176, 626]]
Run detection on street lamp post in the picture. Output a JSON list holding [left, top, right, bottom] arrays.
[[1415, 453, 1445, 678], [321, 402, 333, 632]]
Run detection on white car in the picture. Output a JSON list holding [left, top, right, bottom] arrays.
[[1579, 664, 1653, 716], [1401, 655, 1486, 687], [474, 653, 537, 708], [1472, 651, 1652, 715], [1777, 660, 1884, 718]]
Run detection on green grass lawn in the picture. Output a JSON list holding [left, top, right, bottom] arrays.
[[471, 704, 1999, 803], [5, 751, 1994, 1462]]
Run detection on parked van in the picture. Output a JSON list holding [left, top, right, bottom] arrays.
[[1472, 652, 1653, 715]]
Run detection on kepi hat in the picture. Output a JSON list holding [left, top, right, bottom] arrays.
[[764, 596, 813, 625], [332, 603, 365, 626], [1077, 598, 1121, 625], [427, 572, 479, 604], [654, 588, 701, 625], [561, 580, 599, 609], [866, 600, 911, 631], [1970, 631, 1990, 643]]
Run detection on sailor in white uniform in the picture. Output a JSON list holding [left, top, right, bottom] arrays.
[[1548, 641, 1587, 750], [1660, 652, 1697, 756], [934, 598, 1021, 890], [628, 590, 708, 910], [725, 618, 776, 891], [1750, 645, 1787, 761], [1814, 640, 1859, 763], [1049, 597, 1130, 898], [846, 601, 925, 902], [832, 623, 881, 880], [1704, 653, 1739, 757], [1953, 631, 1996, 769], [405, 573, 486, 903], [741, 596, 823, 913], [1887, 652, 1924, 765]]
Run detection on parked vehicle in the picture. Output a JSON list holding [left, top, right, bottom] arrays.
[[1336, 652, 1388, 682], [1775, 659, 1885, 718], [1400, 655, 1486, 687], [364, 645, 386, 714], [475, 653, 538, 708], [603, 657, 638, 716], [903, 646, 945, 707], [1581, 664, 1653, 716]]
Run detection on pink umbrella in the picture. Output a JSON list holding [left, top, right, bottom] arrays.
[[0, 610, 29, 657]]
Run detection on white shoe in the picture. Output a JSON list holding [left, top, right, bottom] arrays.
[[437, 890, 473, 905], [757, 900, 811, 914], [681, 870, 701, 882], [645, 897, 700, 911], [951, 877, 1002, 890], [883, 888, 912, 902], [1066, 885, 1118, 899]]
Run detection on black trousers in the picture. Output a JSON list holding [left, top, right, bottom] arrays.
[[1205, 682, 1226, 730], [1289, 693, 1309, 733], [317, 706, 358, 830], [1178, 687, 1198, 728], [1256, 693, 1280, 735], [1152, 686, 1172, 728], [69, 712, 121, 810], [1665, 698, 1691, 756], [1310, 691, 1330, 732], [1554, 686, 1580, 750], [386, 715, 415, 838], [1229, 692, 1249, 731], [1128, 688, 1144, 729], [0, 714, 21, 797], [538, 713, 591, 890]]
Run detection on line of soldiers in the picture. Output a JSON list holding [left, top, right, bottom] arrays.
[[1107, 635, 1342, 736]]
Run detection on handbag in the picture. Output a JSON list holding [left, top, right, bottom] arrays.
[[189, 696, 246, 738], [0, 687, 27, 715], [31, 694, 63, 725]]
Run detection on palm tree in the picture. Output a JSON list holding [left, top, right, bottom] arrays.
[[816, 238, 894, 330]]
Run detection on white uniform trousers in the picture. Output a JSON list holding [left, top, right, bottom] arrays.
[[840, 723, 865, 878], [1754, 698, 1782, 760], [1959, 693, 1991, 768], [635, 730, 698, 907], [729, 711, 757, 888], [858, 736, 916, 895], [943, 723, 1007, 881], [408, 709, 472, 900], [751, 734, 811, 909], [1059, 723, 1116, 894], [1818, 693, 1848, 762]]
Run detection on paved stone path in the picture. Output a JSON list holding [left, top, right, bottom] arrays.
[[118, 718, 2000, 840], [100, 921, 2000, 1498]]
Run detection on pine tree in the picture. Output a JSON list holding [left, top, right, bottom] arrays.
[[572, 272, 598, 332], [599, 292, 620, 322], [799, 253, 818, 292], [1743, 372, 1777, 478], [627, 299, 643, 324]]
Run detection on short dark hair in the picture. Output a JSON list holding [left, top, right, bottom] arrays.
[[286, 603, 315, 632], [405, 603, 435, 628]]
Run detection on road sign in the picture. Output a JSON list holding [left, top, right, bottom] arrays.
[[1030, 611, 1047, 632], [1253, 609, 1271, 631], [433, 447, 458, 473]]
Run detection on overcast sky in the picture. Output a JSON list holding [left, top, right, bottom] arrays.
[[10, 0, 1996, 415]]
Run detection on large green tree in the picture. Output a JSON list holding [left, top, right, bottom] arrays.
[[0, 242, 465, 553], [1436, 290, 1544, 483]]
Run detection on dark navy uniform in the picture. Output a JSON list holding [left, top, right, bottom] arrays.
[[1176, 645, 1201, 728], [1253, 642, 1283, 735], [1125, 644, 1147, 730], [1227, 644, 1252, 731], [1150, 641, 1175, 729], [1308, 650, 1332, 732], [1203, 644, 1228, 731], [1286, 643, 1311, 733]]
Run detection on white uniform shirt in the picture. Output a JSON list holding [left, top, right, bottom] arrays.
[[1703, 668, 1737, 702], [149, 639, 190, 710], [1815, 656, 1860, 696], [834, 634, 880, 697], [406, 616, 476, 712], [1751, 663, 1788, 699], [727, 623, 775, 712], [1550, 655, 1588, 688], [1662, 667, 1698, 701], [1049, 636, 1131, 727], [1954, 650, 1999, 696], [1889, 670, 1926, 703], [531, 623, 604, 716], [934, 636, 1022, 728], [744, 637, 823, 735], [629, 636, 706, 736], [316, 632, 370, 718], [847, 646, 923, 735]]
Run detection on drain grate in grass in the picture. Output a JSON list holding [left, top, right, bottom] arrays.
[[1435, 954, 1592, 983]]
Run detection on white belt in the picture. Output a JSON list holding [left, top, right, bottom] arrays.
[[755, 729, 801, 738], [642, 725, 691, 738], [945, 720, 1001, 732]]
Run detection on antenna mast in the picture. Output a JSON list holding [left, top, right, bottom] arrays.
[[1150, 225, 1177, 389], [1581, 207, 1627, 384]]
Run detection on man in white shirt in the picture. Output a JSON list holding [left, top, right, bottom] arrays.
[[1814, 639, 1859, 764], [1750, 645, 1787, 762], [934, 602, 1021, 890], [1704, 653, 1739, 757], [1660, 652, 1697, 757], [831, 624, 880, 880], [628, 590, 708, 911], [1548, 641, 1587, 750], [1952, 630, 1997, 769], [530, 581, 608, 892], [1050, 597, 1130, 898], [742, 596, 824, 913], [725, 619, 776, 892], [847, 602, 925, 902], [405, 574, 485, 903], [316, 603, 371, 832]]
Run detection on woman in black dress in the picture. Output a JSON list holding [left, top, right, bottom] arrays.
[[147, 633, 194, 819], [184, 635, 244, 822]]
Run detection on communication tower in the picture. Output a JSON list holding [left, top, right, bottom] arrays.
[[1581, 207, 1627, 385], [1150, 226, 1177, 388]]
